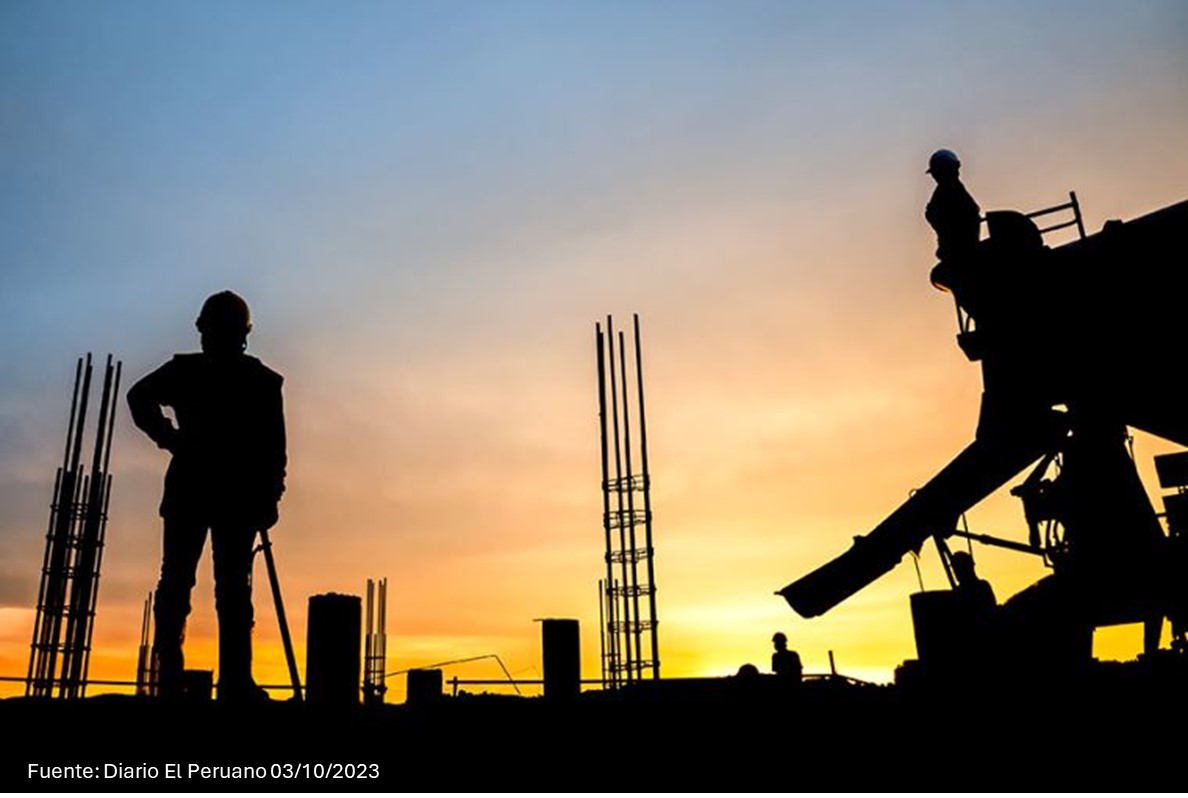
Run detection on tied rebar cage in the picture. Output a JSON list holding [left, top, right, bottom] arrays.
[[27, 354, 122, 699], [596, 315, 660, 688]]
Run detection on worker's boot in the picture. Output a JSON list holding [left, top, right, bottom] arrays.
[[151, 619, 185, 700], [151, 592, 189, 700], [215, 615, 268, 703]]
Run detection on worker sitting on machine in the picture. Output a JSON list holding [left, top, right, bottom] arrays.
[[950, 551, 996, 611], [771, 632, 804, 682]]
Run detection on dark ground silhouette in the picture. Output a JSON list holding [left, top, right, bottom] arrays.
[[5, 662, 1186, 792]]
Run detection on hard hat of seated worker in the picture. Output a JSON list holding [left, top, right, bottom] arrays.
[[927, 148, 961, 174]]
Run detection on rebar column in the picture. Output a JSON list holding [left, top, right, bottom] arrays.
[[27, 354, 120, 698], [594, 316, 661, 683]]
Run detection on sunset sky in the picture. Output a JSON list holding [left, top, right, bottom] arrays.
[[2, 1, 1187, 697]]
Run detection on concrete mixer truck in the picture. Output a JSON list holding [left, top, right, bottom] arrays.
[[779, 193, 1188, 678]]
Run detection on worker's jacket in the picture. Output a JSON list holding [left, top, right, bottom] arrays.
[[127, 352, 286, 528], [926, 178, 981, 263]]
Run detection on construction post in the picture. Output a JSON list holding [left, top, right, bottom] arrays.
[[541, 618, 580, 700], [306, 593, 362, 705]]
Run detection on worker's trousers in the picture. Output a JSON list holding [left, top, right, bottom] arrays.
[[152, 517, 256, 697]]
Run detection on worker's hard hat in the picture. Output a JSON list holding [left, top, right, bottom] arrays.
[[927, 148, 961, 174], [772, 632, 787, 643], [197, 290, 252, 335]]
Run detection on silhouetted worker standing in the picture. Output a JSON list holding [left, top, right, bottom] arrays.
[[771, 632, 803, 681], [127, 291, 286, 702], [925, 148, 981, 264]]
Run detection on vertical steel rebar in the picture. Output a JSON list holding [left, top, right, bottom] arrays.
[[136, 592, 152, 695], [597, 579, 607, 688], [610, 578, 620, 684], [605, 317, 635, 683], [633, 314, 660, 679], [27, 467, 63, 695], [377, 578, 387, 701], [79, 472, 114, 696], [617, 330, 644, 681], [84, 362, 122, 694], [365, 578, 374, 701], [596, 323, 621, 687]]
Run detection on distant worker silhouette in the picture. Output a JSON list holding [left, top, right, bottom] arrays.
[[771, 632, 803, 681], [127, 291, 286, 702], [950, 551, 996, 609], [924, 148, 981, 265]]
